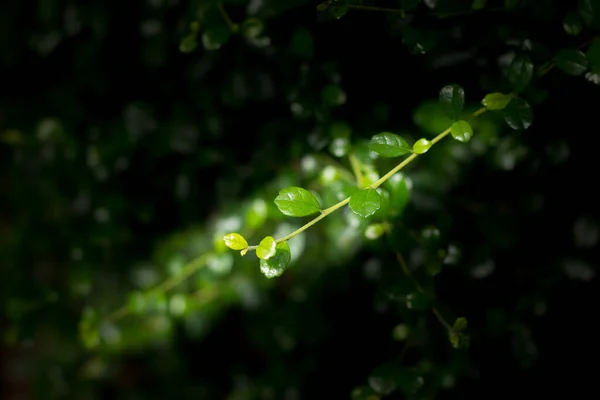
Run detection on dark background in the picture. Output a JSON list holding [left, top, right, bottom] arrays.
[[1, 0, 598, 398]]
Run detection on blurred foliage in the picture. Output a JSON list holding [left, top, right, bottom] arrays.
[[1, 0, 599, 399]]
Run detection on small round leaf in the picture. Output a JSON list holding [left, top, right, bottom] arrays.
[[274, 186, 321, 217], [555, 49, 588, 76], [586, 39, 600, 73], [508, 55, 534, 93], [256, 236, 276, 260], [223, 233, 248, 250], [412, 138, 431, 154], [450, 120, 473, 143], [369, 133, 412, 158], [439, 84, 465, 120], [259, 242, 291, 278], [503, 98, 533, 130], [482, 92, 512, 110], [365, 223, 386, 240], [453, 317, 468, 332], [349, 189, 381, 218], [563, 11, 583, 35]]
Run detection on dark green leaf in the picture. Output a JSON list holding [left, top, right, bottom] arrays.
[[450, 120, 473, 143], [503, 98, 533, 130], [274, 186, 321, 217], [349, 189, 381, 218], [369, 132, 412, 157], [373, 188, 390, 219], [332, 6, 348, 19], [316, 2, 329, 11], [505, 0, 521, 9], [453, 317, 468, 332], [402, 26, 437, 55], [482, 92, 512, 110], [449, 331, 471, 349], [563, 11, 583, 35], [412, 138, 431, 154], [586, 40, 600, 72], [472, 0, 487, 10], [508, 55, 534, 93], [578, 0, 600, 26], [259, 242, 291, 278], [395, 368, 424, 395], [400, 0, 421, 11], [179, 35, 198, 53], [351, 386, 380, 400], [321, 84, 347, 107], [555, 49, 588, 76], [290, 28, 314, 59], [202, 25, 231, 50], [405, 292, 431, 310], [368, 364, 398, 396], [439, 84, 465, 120], [256, 236, 276, 260], [384, 173, 411, 216], [241, 18, 264, 38]]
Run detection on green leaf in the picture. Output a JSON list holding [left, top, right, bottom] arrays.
[[179, 35, 198, 53], [503, 98, 533, 130], [321, 84, 347, 107], [453, 317, 468, 332], [349, 189, 381, 218], [373, 188, 390, 218], [202, 25, 231, 51], [578, 0, 600, 26], [507, 55, 534, 93], [316, 2, 329, 11], [586, 40, 600, 73], [405, 292, 431, 310], [384, 173, 411, 216], [332, 6, 349, 19], [450, 120, 473, 143], [482, 92, 512, 110], [472, 0, 487, 10], [413, 101, 454, 134], [241, 18, 264, 38], [365, 223, 386, 240], [290, 28, 314, 59], [439, 84, 465, 120], [563, 11, 583, 35], [223, 233, 248, 250], [369, 132, 411, 158], [412, 138, 431, 154], [449, 331, 471, 349], [256, 236, 276, 260], [351, 386, 380, 400], [274, 186, 321, 217], [368, 364, 398, 396], [400, 0, 421, 11], [555, 49, 588, 76], [259, 242, 291, 278]]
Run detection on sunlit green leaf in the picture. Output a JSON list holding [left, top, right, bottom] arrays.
[[256, 236, 277, 260], [450, 120, 473, 143], [274, 186, 321, 217], [260, 242, 291, 278], [349, 189, 381, 218], [482, 92, 512, 110], [555, 49, 588, 76], [439, 84, 465, 120], [412, 138, 431, 154], [508, 55, 534, 93], [503, 98, 533, 130], [223, 233, 248, 250], [369, 132, 411, 158]]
